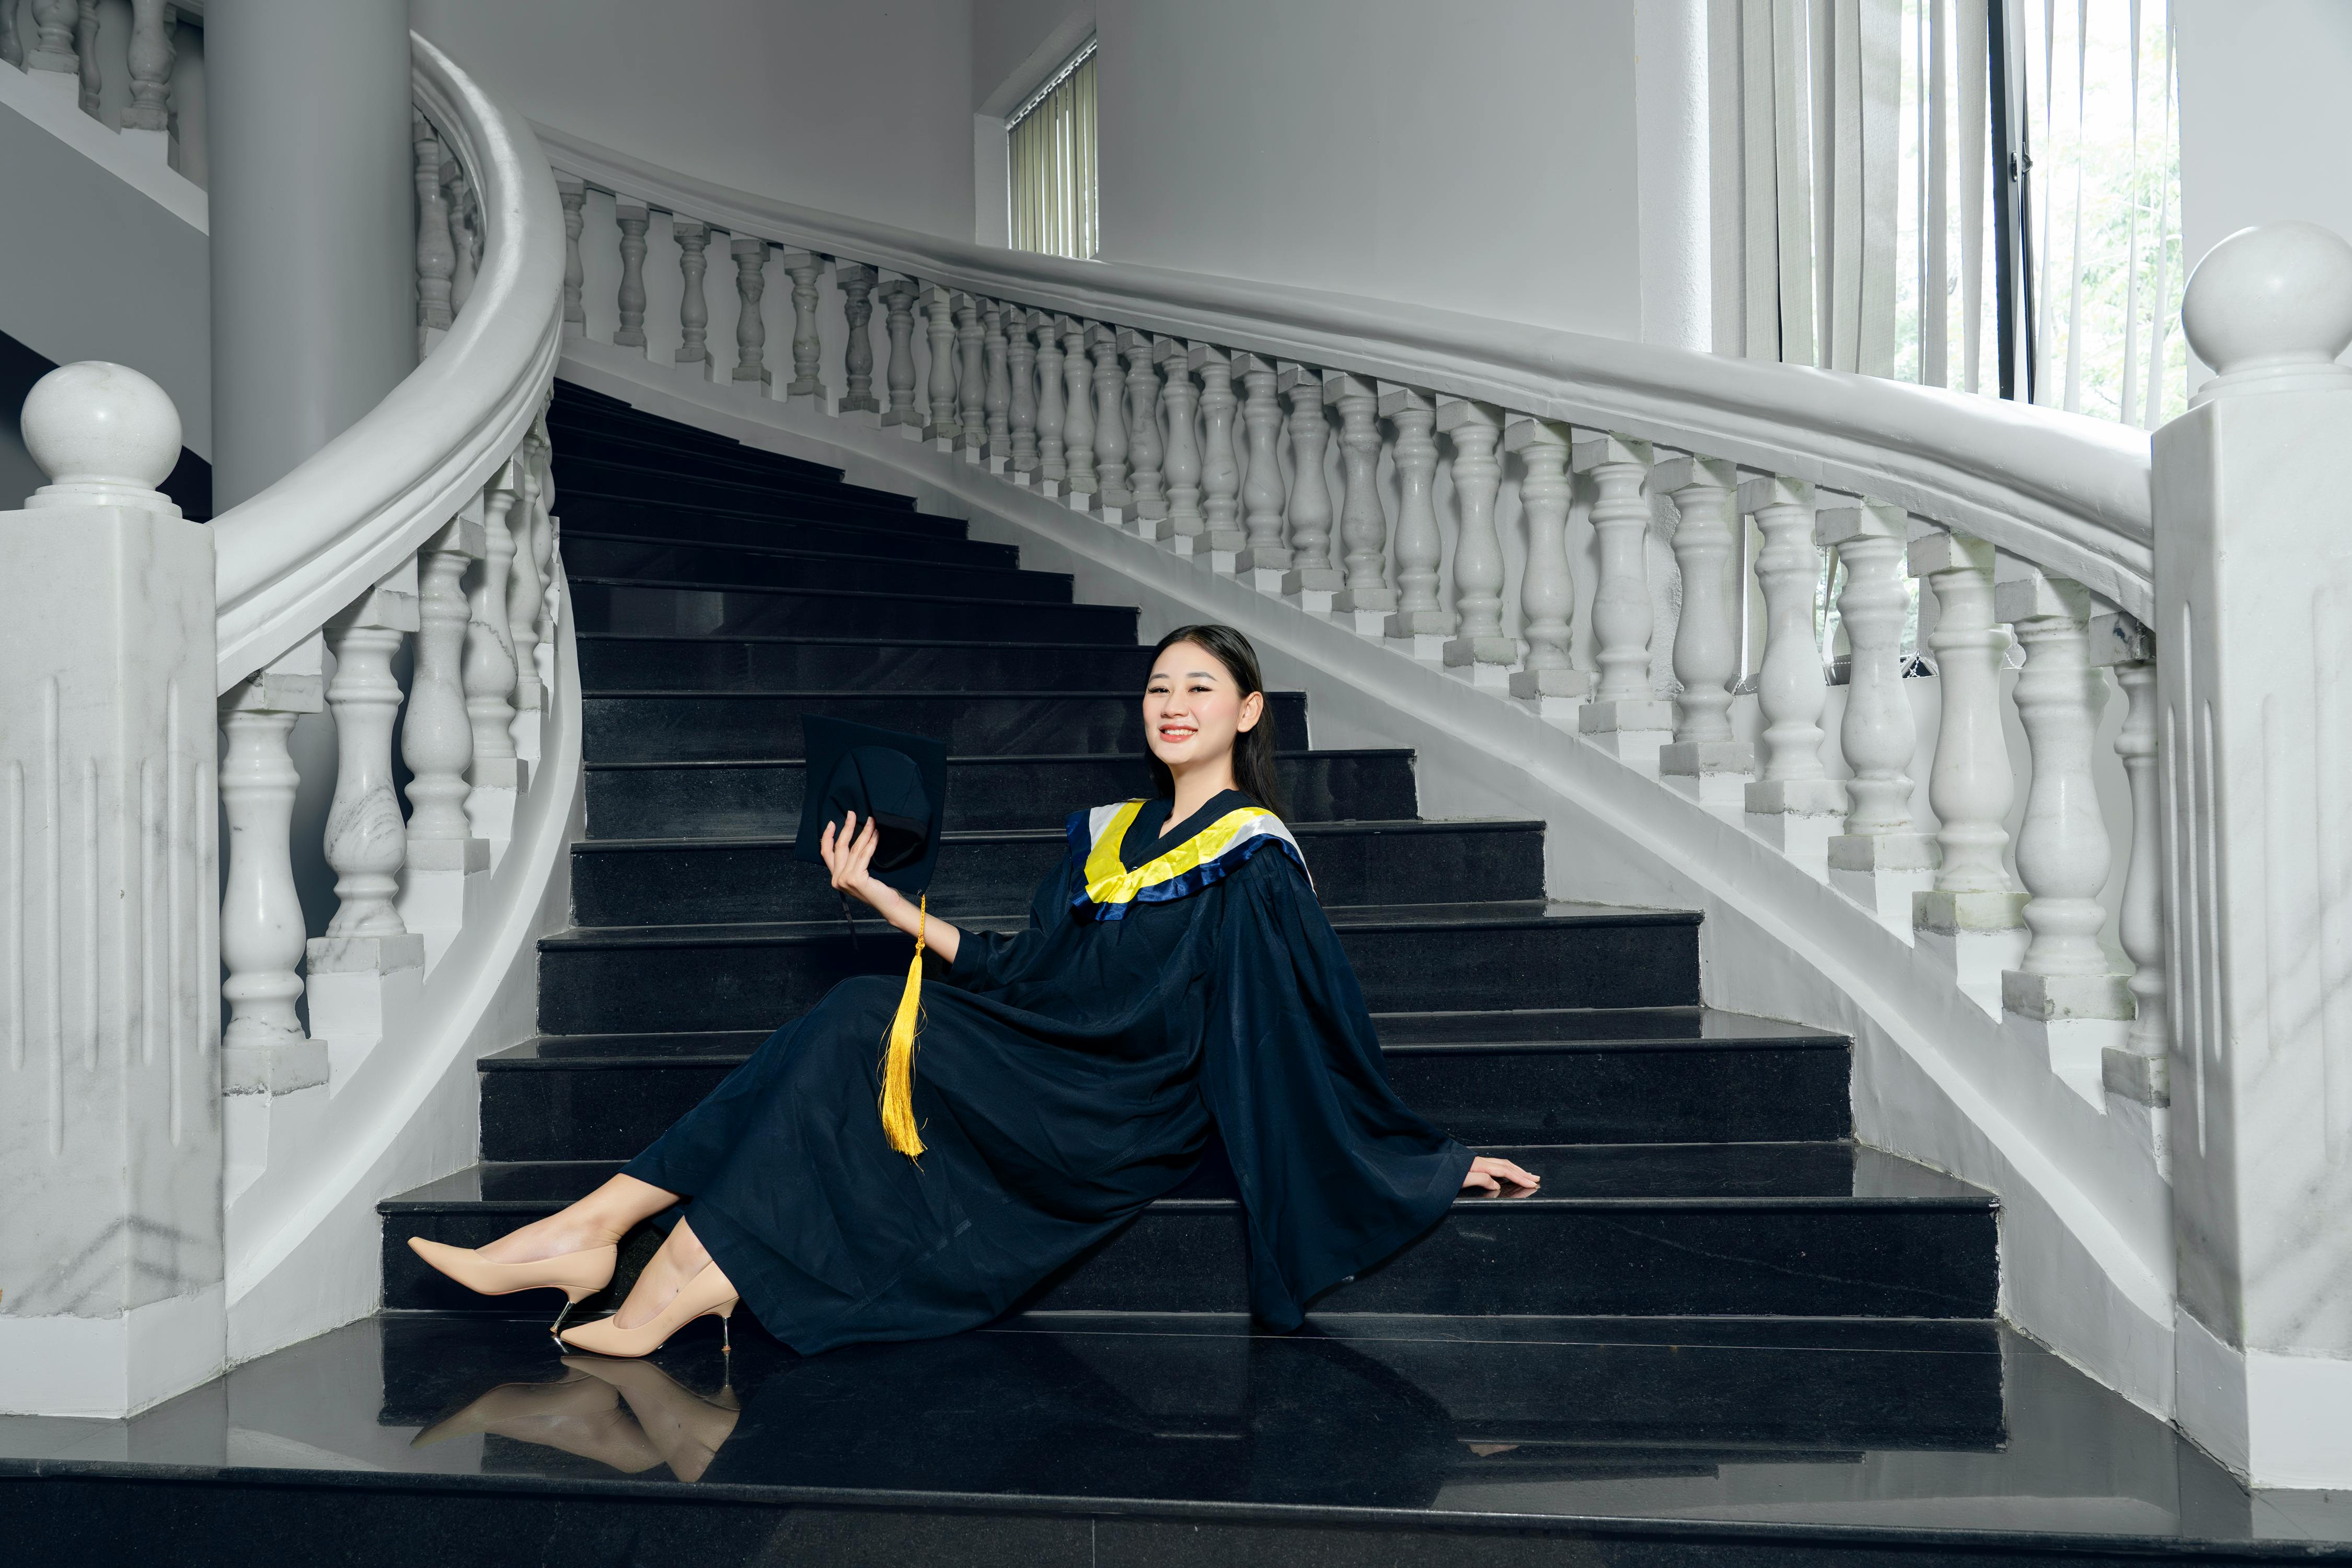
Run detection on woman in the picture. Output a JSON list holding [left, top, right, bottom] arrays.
[[411, 624, 1538, 1356]]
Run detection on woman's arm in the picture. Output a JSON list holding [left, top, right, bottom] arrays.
[[820, 812, 963, 965]]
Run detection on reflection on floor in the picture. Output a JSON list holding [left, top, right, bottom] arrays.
[[6, 1310, 2351, 1548]]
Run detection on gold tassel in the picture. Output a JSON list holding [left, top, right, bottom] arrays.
[[878, 894, 928, 1158]]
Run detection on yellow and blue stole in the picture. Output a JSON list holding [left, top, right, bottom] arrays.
[[1066, 799, 1309, 921]]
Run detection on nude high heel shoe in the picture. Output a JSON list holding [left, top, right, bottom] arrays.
[[559, 1261, 739, 1359], [407, 1236, 619, 1336]]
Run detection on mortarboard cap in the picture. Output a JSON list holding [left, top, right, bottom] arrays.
[[793, 716, 948, 895]]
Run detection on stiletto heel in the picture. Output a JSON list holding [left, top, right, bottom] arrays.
[[407, 1237, 618, 1317], [559, 1262, 740, 1359]]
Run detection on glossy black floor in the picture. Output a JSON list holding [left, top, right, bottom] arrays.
[[9, 383, 2345, 1565]]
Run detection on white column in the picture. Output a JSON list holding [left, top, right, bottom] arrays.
[[463, 465, 523, 853], [982, 298, 1013, 467], [1232, 353, 1285, 580], [923, 286, 960, 447], [781, 249, 825, 405], [1089, 324, 1130, 513], [955, 292, 987, 462], [878, 276, 923, 434], [1059, 317, 1097, 501], [413, 116, 455, 359], [614, 203, 651, 352], [1007, 308, 1039, 476], [2091, 609, 2166, 1151], [1117, 329, 1169, 535], [731, 238, 770, 387], [1576, 433, 1672, 763], [1440, 400, 1513, 686], [1327, 372, 1393, 633], [673, 219, 711, 375], [837, 263, 881, 420], [1822, 500, 1936, 926], [1740, 476, 1846, 874], [1910, 528, 2025, 1014], [1506, 416, 1584, 713], [1380, 386, 1444, 655], [1032, 312, 1067, 494], [1158, 338, 1202, 548], [557, 176, 587, 341], [1656, 457, 1754, 809], [1277, 364, 1340, 607], [1193, 345, 1243, 568]]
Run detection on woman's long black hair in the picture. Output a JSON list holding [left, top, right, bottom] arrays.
[[1146, 624, 1285, 817]]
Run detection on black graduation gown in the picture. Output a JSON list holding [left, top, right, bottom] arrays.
[[620, 789, 1475, 1353]]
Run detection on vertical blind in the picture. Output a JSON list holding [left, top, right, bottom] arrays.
[[1008, 41, 1099, 262]]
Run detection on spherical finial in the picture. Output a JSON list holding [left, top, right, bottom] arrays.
[[19, 361, 183, 515], [2181, 222, 2352, 394]]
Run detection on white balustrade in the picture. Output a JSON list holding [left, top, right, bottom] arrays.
[[1059, 316, 1096, 500], [837, 263, 880, 419], [1232, 353, 1285, 579], [1007, 308, 1038, 475], [1327, 372, 1392, 633], [674, 219, 711, 372], [613, 203, 650, 351], [1159, 338, 1202, 548], [879, 276, 922, 433], [1193, 344, 1242, 566], [955, 292, 986, 460], [1576, 433, 1669, 760], [1089, 324, 1129, 513], [1505, 416, 1581, 708], [1118, 329, 1167, 534], [1740, 475, 1844, 871], [1277, 364, 1339, 607], [1031, 311, 1067, 493], [922, 286, 958, 444], [730, 237, 768, 386], [1655, 457, 1753, 805], [1820, 500, 1935, 923], [983, 298, 1012, 468], [1380, 385, 1444, 653], [782, 249, 825, 404], [1439, 400, 1512, 685]]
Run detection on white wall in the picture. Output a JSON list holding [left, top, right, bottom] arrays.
[[1092, 0, 1648, 341], [410, 0, 977, 243]]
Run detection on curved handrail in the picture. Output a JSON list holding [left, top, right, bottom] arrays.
[[210, 32, 566, 693], [535, 124, 2154, 618]]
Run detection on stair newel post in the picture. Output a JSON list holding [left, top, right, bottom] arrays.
[[1231, 353, 1285, 579], [1031, 311, 1067, 492], [1327, 373, 1394, 633], [673, 219, 711, 373], [1088, 324, 1131, 514], [836, 263, 880, 418], [1380, 385, 1445, 654], [1438, 400, 1513, 685], [955, 292, 987, 460], [1505, 417, 1584, 712], [124, 0, 175, 137], [413, 116, 455, 359], [1574, 433, 1671, 761], [781, 249, 825, 405], [463, 463, 523, 853], [1006, 307, 1039, 474], [1058, 317, 1096, 500], [1191, 344, 1242, 567], [921, 286, 959, 445], [397, 512, 489, 965], [1117, 328, 1168, 534], [2091, 612, 2166, 1131], [1819, 500, 1935, 924], [219, 644, 325, 1071], [613, 203, 651, 352], [878, 276, 922, 433], [556, 177, 587, 340], [982, 298, 1013, 466], [1655, 458, 1754, 807], [730, 237, 769, 387], [1739, 476, 1846, 874], [1909, 528, 2026, 1012], [506, 432, 548, 735], [1275, 364, 1339, 607], [1998, 568, 2128, 1093], [1157, 337, 1202, 547]]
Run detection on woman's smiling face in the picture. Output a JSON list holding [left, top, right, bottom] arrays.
[[1144, 640, 1262, 778]]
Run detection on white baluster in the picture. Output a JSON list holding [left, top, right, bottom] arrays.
[[781, 249, 825, 405], [922, 286, 959, 447], [509, 433, 548, 733], [2093, 610, 2167, 1149], [1, 3, 20, 68], [74, 0, 97, 118], [1158, 337, 1202, 548], [1192, 344, 1242, 568], [1326, 373, 1393, 633], [1089, 324, 1129, 514], [1232, 353, 1285, 580], [530, 417, 559, 681], [1819, 500, 1936, 924], [25, 0, 75, 77], [464, 464, 523, 852], [1118, 328, 1167, 534], [1007, 306, 1039, 476], [614, 203, 650, 352], [444, 163, 477, 315], [396, 514, 488, 967], [1380, 385, 1444, 655], [1440, 400, 1513, 686], [413, 117, 454, 359], [1505, 416, 1583, 712], [1740, 476, 1846, 873], [1032, 311, 1067, 494], [954, 292, 987, 461], [730, 237, 768, 386], [1656, 457, 1754, 808], [836, 263, 881, 420], [983, 298, 1012, 468], [1276, 364, 1339, 607], [1575, 433, 1671, 761], [124, 0, 175, 141], [673, 219, 711, 374], [879, 276, 923, 435], [1059, 316, 1096, 502], [1910, 529, 2026, 1014], [557, 177, 587, 340], [218, 647, 324, 1061], [1998, 568, 2128, 1100]]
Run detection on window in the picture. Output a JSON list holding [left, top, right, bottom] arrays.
[[1007, 38, 1098, 262]]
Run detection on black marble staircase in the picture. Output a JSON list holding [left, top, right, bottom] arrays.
[[8, 381, 2327, 1567]]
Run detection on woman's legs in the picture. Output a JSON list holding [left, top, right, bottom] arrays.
[[611, 1213, 729, 1330], [476, 1173, 681, 1265]]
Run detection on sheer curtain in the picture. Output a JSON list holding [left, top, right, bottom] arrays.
[[1008, 42, 1098, 263]]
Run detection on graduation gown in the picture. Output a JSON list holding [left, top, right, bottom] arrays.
[[621, 788, 1475, 1354]]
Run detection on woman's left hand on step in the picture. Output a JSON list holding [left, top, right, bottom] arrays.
[[1460, 1155, 1540, 1194]]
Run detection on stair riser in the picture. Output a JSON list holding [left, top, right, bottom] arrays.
[[563, 537, 1073, 604], [570, 581, 1138, 643], [577, 638, 1160, 693], [533, 920, 1700, 1034], [559, 489, 961, 543], [568, 824, 1542, 927], [583, 753, 1419, 837], [481, 1038, 1833, 1162], [547, 431, 849, 490], [564, 513, 1018, 568], [555, 456, 912, 518], [383, 1199, 1993, 1318], [548, 401, 845, 481], [580, 691, 1311, 764]]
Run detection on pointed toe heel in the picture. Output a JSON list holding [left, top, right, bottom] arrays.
[[559, 1263, 739, 1360], [407, 1237, 619, 1329]]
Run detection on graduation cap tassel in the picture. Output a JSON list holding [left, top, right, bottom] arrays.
[[879, 895, 928, 1158]]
